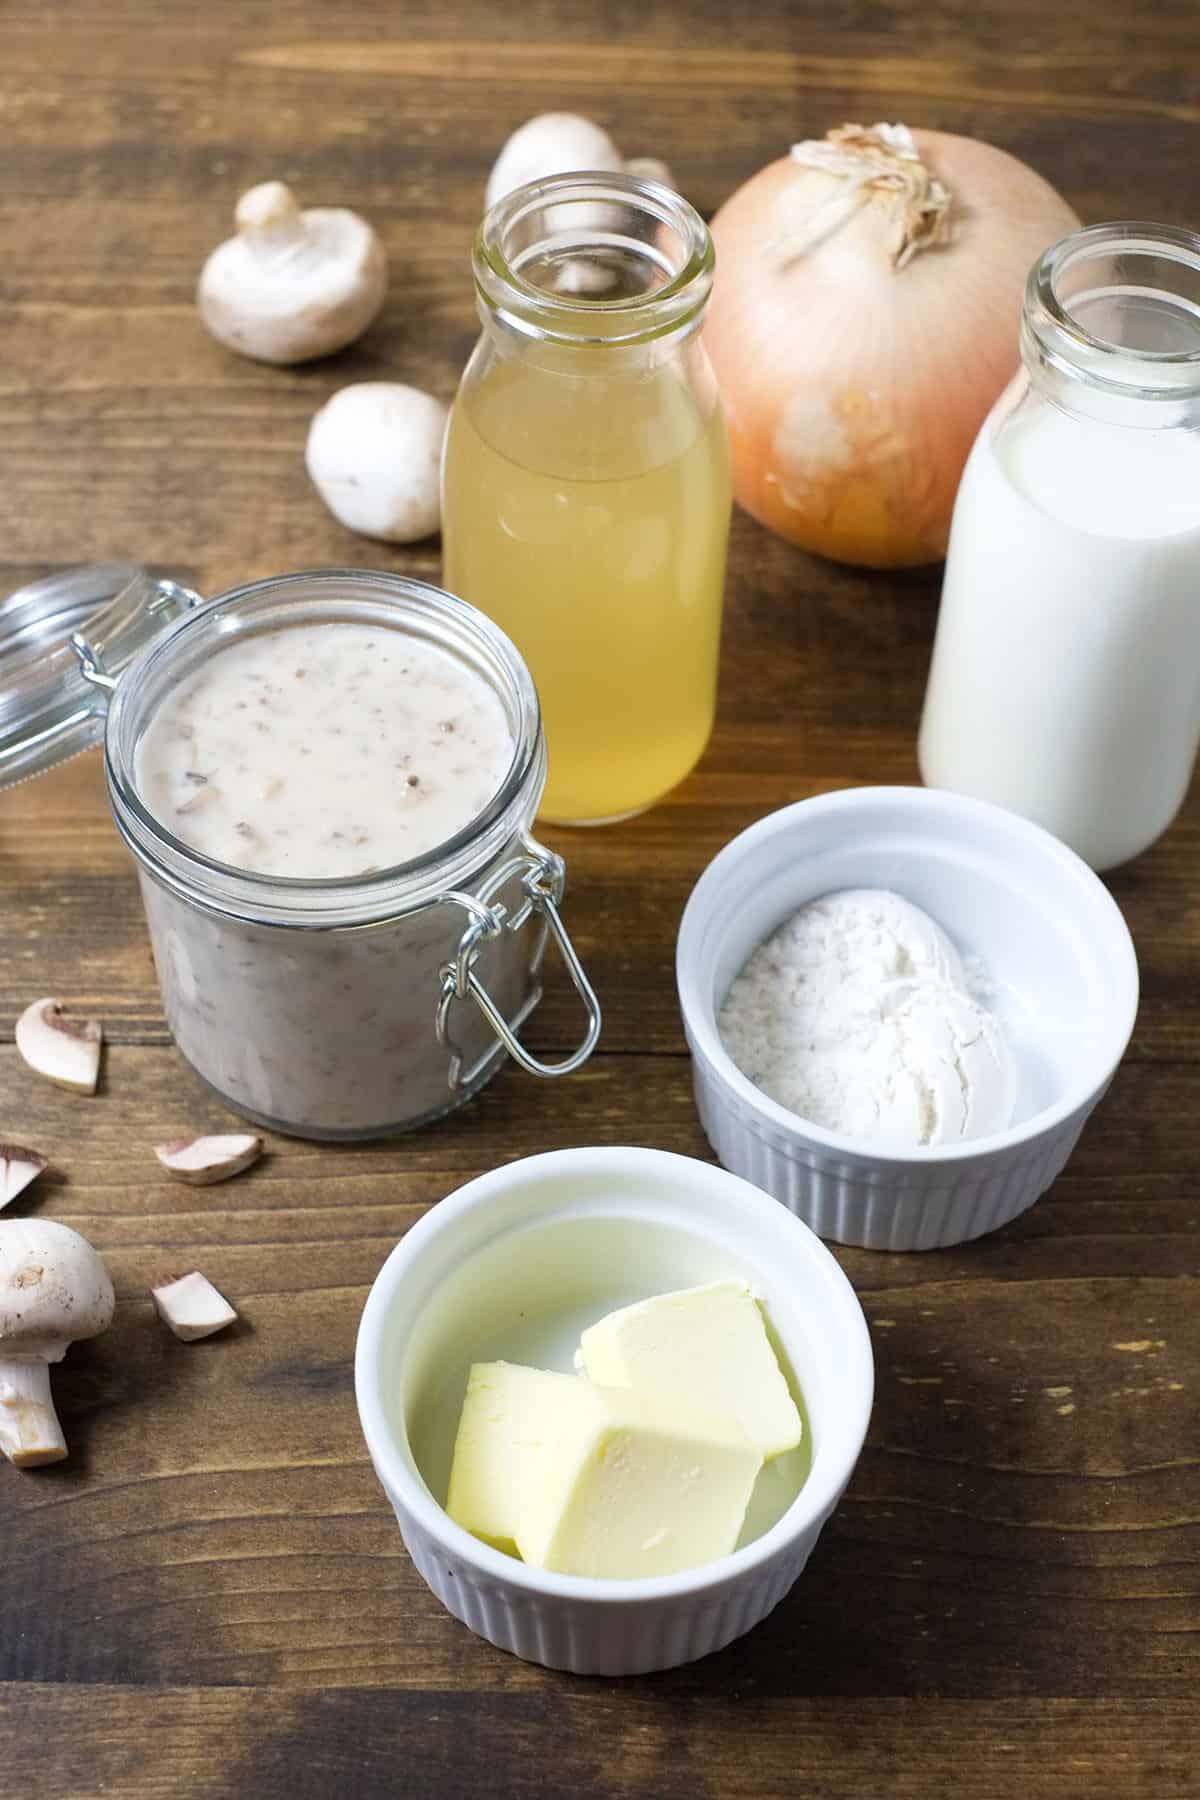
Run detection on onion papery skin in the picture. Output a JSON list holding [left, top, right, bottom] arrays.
[[705, 130, 1079, 568]]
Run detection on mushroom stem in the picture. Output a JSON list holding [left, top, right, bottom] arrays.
[[234, 180, 305, 254], [0, 1219, 113, 1470], [0, 1358, 67, 1467]]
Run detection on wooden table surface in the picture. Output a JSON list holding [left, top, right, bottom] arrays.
[[2, 3, 1198, 1795]]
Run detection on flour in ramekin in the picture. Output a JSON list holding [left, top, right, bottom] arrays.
[[717, 889, 1013, 1148]]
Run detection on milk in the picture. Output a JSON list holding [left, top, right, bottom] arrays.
[[919, 388, 1200, 870]]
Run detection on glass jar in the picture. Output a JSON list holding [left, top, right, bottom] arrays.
[[919, 222, 1200, 871], [0, 566, 600, 1140], [442, 170, 732, 827]]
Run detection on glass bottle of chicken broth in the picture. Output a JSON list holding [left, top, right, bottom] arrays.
[[442, 171, 732, 827]]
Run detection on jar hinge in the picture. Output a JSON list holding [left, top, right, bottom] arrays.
[[436, 832, 601, 1087], [69, 633, 119, 693], [69, 578, 203, 693]]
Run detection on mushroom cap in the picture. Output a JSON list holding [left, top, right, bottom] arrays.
[[306, 382, 449, 542], [485, 112, 625, 210], [0, 1219, 115, 1361], [197, 189, 388, 365]]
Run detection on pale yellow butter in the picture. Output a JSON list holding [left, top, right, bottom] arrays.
[[446, 1361, 583, 1555], [446, 1360, 762, 1579], [576, 1280, 803, 1461], [517, 1381, 762, 1579]]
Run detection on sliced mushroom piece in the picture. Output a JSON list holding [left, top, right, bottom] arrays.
[[154, 1133, 263, 1186], [0, 1145, 48, 1213], [15, 999, 103, 1094], [0, 1219, 115, 1468], [176, 785, 216, 817], [152, 1270, 238, 1341]]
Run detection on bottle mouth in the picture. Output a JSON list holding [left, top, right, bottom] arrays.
[[1024, 222, 1200, 405], [474, 170, 714, 347]]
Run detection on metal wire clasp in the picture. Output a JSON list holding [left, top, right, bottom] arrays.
[[436, 832, 602, 1088], [68, 632, 119, 693], [69, 577, 202, 693]]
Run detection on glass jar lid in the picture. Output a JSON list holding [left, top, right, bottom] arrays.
[[0, 562, 200, 789]]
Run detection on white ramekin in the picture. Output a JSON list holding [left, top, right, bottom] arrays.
[[676, 786, 1139, 1252], [354, 1146, 873, 1676]]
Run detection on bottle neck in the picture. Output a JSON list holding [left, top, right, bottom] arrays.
[[473, 171, 714, 361], [1020, 223, 1200, 430]]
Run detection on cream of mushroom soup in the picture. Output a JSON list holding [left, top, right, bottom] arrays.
[[135, 622, 515, 877]]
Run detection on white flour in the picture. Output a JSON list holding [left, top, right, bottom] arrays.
[[718, 889, 1013, 1148]]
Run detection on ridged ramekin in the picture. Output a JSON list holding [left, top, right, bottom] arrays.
[[354, 1146, 873, 1676], [677, 786, 1139, 1251]]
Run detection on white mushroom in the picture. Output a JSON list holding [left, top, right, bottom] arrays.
[[552, 257, 620, 297], [0, 1145, 48, 1213], [15, 998, 103, 1095], [152, 1270, 237, 1342], [154, 1133, 262, 1185], [0, 1219, 115, 1468], [624, 155, 678, 192], [485, 118, 678, 282], [197, 180, 388, 365], [306, 382, 448, 542], [485, 112, 625, 212]]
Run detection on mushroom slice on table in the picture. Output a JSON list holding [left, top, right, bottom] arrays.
[[0, 1219, 115, 1468], [154, 1133, 263, 1186], [0, 1145, 48, 1213], [152, 1271, 238, 1342], [15, 998, 103, 1094]]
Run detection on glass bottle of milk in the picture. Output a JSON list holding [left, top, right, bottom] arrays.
[[918, 223, 1200, 871]]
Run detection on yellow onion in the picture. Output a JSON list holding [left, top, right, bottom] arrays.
[[705, 123, 1080, 567]]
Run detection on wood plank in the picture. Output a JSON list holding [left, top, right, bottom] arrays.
[[3, 1041, 1200, 1223], [0, 1687, 1196, 1800]]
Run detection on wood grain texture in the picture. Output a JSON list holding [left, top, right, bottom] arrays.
[[0, 1689, 1197, 1800], [2, 0, 1198, 1794]]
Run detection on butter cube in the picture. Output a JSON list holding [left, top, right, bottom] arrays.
[[446, 1361, 583, 1554], [576, 1280, 803, 1461], [518, 1381, 762, 1579], [446, 1361, 762, 1579]]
